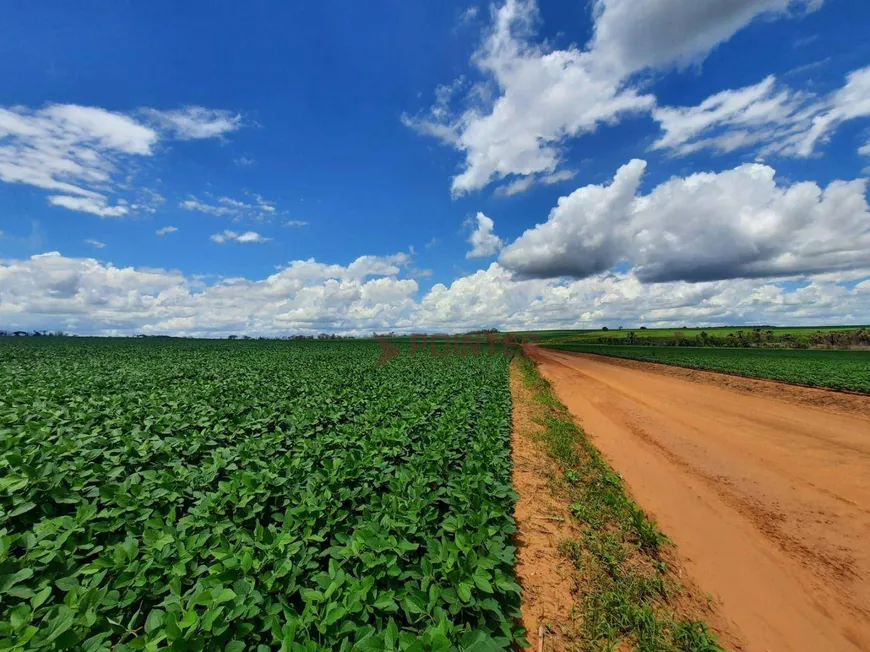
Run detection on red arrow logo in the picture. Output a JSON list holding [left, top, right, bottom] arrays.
[[375, 335, 400, 367]]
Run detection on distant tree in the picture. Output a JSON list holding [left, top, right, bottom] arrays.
[[640, 326, 647, 330], [228, 335, 238, 340], [601, 326, 609, 331]]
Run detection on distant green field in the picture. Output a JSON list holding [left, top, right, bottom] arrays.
[[527, 325, 867, 344], [369, 326, 866, 347], [545, 344, 870, 393]]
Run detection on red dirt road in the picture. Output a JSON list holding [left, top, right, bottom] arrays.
[[529, 347, 870, 652]]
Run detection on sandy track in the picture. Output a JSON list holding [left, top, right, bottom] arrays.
[[529, 347, 870, 652]]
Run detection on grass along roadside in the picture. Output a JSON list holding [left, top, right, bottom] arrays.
[[513, 353, 722, 651]]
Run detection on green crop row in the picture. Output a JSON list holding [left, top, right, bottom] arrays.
[[0, 339, 522, 651], [545, 344, 870, 393]]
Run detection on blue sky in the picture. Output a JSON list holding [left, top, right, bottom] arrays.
[[1, 0, 870, 335]]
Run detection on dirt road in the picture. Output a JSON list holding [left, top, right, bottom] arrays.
[[529, 347, 870, 652]]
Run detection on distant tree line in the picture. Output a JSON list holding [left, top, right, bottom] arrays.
[[593, 328, 870, 350]]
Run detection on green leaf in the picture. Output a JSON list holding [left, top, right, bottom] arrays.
[[178, 609, 199, 629], [41, 606, 75, 644], [121, 537, 139, 561], [1, 567, 33, 593], [384, 618, 399, 649], [473, 570, 493, 593], [322, 602, 347, 626], [373, 593, 397, 610], [213, 588, 237, 604], [9, 501, 36, 517], [144, 609, 165, 634], [55, 576, 79, 592], [10, 604, 31, 629], [201, 607, 223, 632], [30, 586, 52, 609]]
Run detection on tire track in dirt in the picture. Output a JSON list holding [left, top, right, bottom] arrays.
[[529, 346, 870, 652]]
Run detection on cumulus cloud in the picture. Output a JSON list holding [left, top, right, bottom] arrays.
[[405, 0, 820, 195], [404, 0, 653, 196], [500, 159, 870, 282], [500, 160, 643, 277], [466, 212, 503, 258], [653, 65, 870, 157], [210, 230, 271, 244], [156, 226, 178, 236], [2, 252, 867, 336], [181, 194, 279, 222], [0, 102, 245, 216], [0, 251, 424, 336], [589, 0, 823, 75]]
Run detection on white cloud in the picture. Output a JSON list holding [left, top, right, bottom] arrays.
[[142, 107, 243, 140], [234, 156, 255, 167], [0, 102, 244, 216], [0, 251, 423, 336], [404, 0, 653, 196], [48, 195, 129, 217], [181, 199, 235, 217], [500, 159, 870, 282], [405, 0, 820, 196], [589, 0, 823, 75], [460, 6, 480, 24], [210, 230, 271, 245], [181, 194, 279, 222], [791, 66, 870, 156], [466, 212, 503, 258], [156, 226, 178, 236], [84, 239, 106, 249], [495, 169, 578, 196], [284, 220, 308, 227], [653, 65, 870, 157], [496, 176, 536, 197], [860, 140, 870, 157], [500, 160, 643, 277], [3, 252, 867, 336]]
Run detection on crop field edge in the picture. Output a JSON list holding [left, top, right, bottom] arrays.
[[512, 352, 723, 651]]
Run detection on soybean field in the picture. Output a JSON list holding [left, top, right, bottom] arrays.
[[0, 339, 521, 651]]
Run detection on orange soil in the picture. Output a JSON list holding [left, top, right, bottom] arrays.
[[509, 364, 580, 650], [529, 346, 870, 652]]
